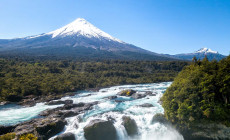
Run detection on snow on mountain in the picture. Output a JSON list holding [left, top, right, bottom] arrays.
[[46, 18, 123, 43], [195, 48, 218, 54], [173, 48, 225, 61], [0, 18, 174, 60]]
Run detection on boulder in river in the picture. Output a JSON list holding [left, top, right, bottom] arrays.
[[131, 93, 146, 99], [107, 96, 118, 100], [145, 91, 156, 96], [118, 89, 136, 96], [84, 119, 117, 140], [35, 117, 67, 139], [54, 132, 76, 140], [122, 116, 138, 137], [139, 103, 154, 107], [45, 100, 73, 105], [151, 113, 170, 125]]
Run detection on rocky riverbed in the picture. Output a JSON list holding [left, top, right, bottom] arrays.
[[0, 82, 184, 140]]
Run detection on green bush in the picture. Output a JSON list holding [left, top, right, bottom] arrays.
[[0, 133, 16, 140], [19, 133, 37, 140]]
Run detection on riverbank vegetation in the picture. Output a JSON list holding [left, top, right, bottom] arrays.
[[0, 59, 189, 101], [162, 55, 230, 127]]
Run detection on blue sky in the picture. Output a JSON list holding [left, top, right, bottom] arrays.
[[0, 0, 229, 55]]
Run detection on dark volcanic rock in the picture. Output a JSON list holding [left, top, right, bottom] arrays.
[[84, 119, 117, 140], [151, 113, 170, 125], [131, 93, 146, 99], [45, 100, 73, 105], [54, 132, 76, 140], [122, 116, 138, 137], [145, 91, 156, 96], [139, 103, 154, 107], [118, 89, 136, 96], [14, 117, 67, 139], [35, 117, 67, 139], [14, 119, 40, 135], [0, 125, 16, 135], [39, 107, 63, 117], [180, 123, 230, 140], [63, 102, 85, 109], [3, 101, 98, 139], [107, 96, 117, 100], [40, 102, 98, 118]]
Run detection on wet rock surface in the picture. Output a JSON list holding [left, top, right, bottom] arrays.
[[118, 89, 136, 96], [180, 123, 230, 140], [131, 93, 146, 99], [84, 119, 117, 140], [106, 96, 117, 100], [139, 103, 154, 107], [13, 117, 67, 139], [145, 91, 156, 96], [1, 101, 98, 139], [54, 132, 76, 140], [45, 99, 73, 105], [17, 93, 76, 107], [35, 117, 67, 139], [122, 116, 138, 137], [151, 113, 170, 125]]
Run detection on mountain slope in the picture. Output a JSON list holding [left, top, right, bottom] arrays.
[[0, 18, 173, 60], [174, 48, 226, 61]]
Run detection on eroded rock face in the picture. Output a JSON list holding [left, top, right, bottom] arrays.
[[84, 119, 117, 140], [122, 116, 138, 137], [54, 132, 76, 140], [14, 117, 67, 139], [35, 117, 67, 139]]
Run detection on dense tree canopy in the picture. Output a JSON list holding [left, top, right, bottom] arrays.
[[0, 59, 189, 101], [162, 56, 230, 127]]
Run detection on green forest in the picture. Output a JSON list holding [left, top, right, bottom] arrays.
[[162, 56, 230, 127], [0, 59, 189, 101]]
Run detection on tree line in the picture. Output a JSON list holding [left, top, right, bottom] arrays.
[[0, 59, 189, 101]]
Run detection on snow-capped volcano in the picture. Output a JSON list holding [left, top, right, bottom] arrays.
[[46, 18, 123, 43], [0, 18, 172, 60], [195, 48, 218, 54], [173, 48, 225, 61]]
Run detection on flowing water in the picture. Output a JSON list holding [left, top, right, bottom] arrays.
[[0, 82, 184, 140]]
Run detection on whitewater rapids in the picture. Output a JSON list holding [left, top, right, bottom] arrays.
[[0, 82, 183, 140]]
